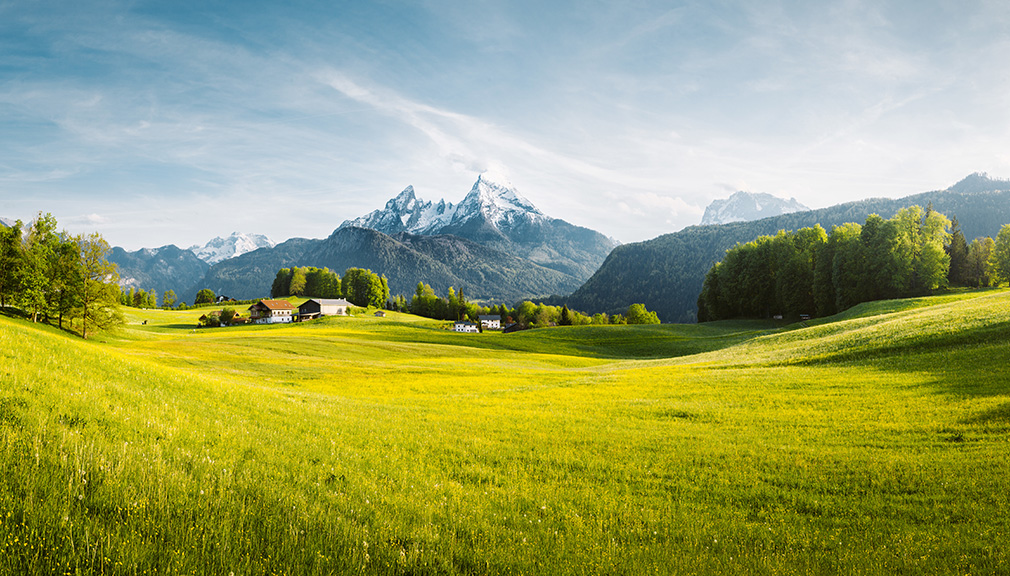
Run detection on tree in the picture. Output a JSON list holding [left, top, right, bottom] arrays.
[[74, 232, 123, 339], [559, 305, 572, 326], [989, 224, 1010, 285], [289, 267, 308, 296], [163, 289, 177, 309], [626, 303, 660, 324], [966, 237, 995, 287], [195, 288, 216, 305], [51, 236, 81, 329], [271, 268, 293, 298], [946, 216, 970, 286], [220, 307, 237, 325], [0, 220, 24, 309]]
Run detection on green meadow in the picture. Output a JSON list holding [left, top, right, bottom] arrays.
[[2, 290, 1010, 575]]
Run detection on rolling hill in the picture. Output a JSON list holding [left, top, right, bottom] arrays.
[[3, 287, 1010, 573]]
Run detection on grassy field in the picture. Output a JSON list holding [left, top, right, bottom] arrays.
[[2, 291, 1010, 575]]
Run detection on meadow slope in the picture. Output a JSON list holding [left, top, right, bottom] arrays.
[[2, 291, 1009, 575]]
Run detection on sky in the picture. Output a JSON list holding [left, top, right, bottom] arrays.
[[2, 0, 1009, 250]]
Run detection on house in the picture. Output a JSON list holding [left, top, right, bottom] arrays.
[[297, 298, 351, 321], [216, 295, 237, 303], [248, 299, 296, 324], [454, 321, 479, 333], [478, 315, 501, 330], [374, 311, 386, 317]]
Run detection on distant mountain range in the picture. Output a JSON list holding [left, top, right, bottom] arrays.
[[564, 173, 1010, 322], [111, 173, 618, 304], [701, 191, 809, 225]]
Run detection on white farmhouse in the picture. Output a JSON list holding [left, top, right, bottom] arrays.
[[454, 321, 479, 333], [248, 299, 296, 324], [479, 315, 501, 330]]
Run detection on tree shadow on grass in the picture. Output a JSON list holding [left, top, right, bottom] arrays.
[[959, 402, 1010, 428]]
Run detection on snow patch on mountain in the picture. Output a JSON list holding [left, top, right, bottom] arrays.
[[189, 232, 276, 265], [701, 191, 810, 226]]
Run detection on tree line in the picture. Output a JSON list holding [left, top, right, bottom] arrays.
[[399, 281, 659, 328], [269, 265, 661, 329], [0, 213, 122, 338], [698, 205, 1010, 321]]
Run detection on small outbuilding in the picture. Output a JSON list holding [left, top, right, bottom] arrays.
[[297, 298, 352, 321]]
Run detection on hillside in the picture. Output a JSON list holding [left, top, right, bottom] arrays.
[[566, 174, 1010, 322], [3, 289, 1010, 574]]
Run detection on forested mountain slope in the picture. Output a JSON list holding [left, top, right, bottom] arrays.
[[566, 174, 1010, 322]]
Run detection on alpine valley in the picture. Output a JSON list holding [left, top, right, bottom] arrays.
[[112, 174, 619, 304]]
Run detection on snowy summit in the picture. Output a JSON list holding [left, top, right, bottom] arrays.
[[701, 191, 810, 226], [341, 172, 547, 236], [189, 232, 276, 265]]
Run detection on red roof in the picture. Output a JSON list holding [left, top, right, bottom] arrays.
[[253, 299, 295, 310]]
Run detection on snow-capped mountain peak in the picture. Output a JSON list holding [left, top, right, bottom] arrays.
[[341, 172, 549, 236], [701, 191, 810, 226], [189, 232, 276, 265], [453, 172, 546, 227]]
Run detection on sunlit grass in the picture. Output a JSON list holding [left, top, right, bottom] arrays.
[[2, 291, 1010, 574]]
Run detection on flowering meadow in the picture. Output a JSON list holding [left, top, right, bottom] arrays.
[[2, 291, 1009, 574]]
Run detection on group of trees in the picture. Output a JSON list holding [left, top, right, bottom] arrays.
[[946, 217, 999, 288], [120, 286, 159, 309], [400, 281, 659, 328], [698, 205, 1010, 322], [271, 266, 390, 308], [0, 213, 122, 338]]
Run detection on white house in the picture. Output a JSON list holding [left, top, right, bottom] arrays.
[[248, 299, 296, 324], [297, 298, 351, 321], [454, 321, 479, 333], [478, 315, 501, 330]]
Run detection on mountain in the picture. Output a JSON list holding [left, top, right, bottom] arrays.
[[198, 227, 583, 303], [564, 173, 1010, 323], [109, 245, 210, 302], [700, 191, 810, 225], [0, 217, 14, 228], [189, 232, 276, 265], [341, 173, 619, 280]]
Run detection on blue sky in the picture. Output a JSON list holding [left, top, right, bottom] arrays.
[[2, 1, 1009, 250]]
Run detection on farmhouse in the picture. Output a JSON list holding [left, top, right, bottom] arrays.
[[454, 321, 479, 333], [297, 298, 351, 321], [248, 299, 295, 324], [479, 315, 501, 330]]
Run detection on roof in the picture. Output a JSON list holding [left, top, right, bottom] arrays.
[[251, 299, 295, 310], [301, 298, 352, 307], [479, 315, 501, 321], [455, 321, 477, 326]]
